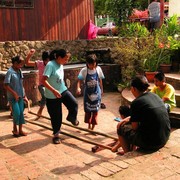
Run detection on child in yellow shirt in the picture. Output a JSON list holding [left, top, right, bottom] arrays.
[[151, 72, 176, 112]]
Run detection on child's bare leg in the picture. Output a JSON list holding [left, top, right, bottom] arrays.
[[111, 139, 121, 152], [27, 99, 31, 112], [118, 135, 131, 154], [91, 124, 95, 130], [19, 124, 27, 136], [12, 123, 18, 135], [88, 123, 91, 129], [37, 106, 44, 116]]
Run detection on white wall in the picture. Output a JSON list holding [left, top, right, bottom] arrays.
[[169, 0, 180, 16]]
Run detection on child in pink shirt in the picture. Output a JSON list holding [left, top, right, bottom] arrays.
[[25, 49, 50, 117]]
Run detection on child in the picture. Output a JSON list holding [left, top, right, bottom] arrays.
[[25, 49, 50, 117], [111, 105, 131, 153], [43, 49, 79, 144], [8, 93, 31, 118], [4, 56, 27, 137], [151, 72, 176, 112], [77, 54, 105, 130]]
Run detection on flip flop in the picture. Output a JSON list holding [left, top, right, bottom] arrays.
[[101, 103, 106, 109], [116, 150, 125, 156], [114, 117, 122, 122]]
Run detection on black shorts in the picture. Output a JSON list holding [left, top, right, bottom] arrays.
[[117, 124, 136, 145], [117, 124, 164, 150]]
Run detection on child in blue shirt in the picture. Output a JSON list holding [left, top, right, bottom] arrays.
[[4, 56, 27, 137]]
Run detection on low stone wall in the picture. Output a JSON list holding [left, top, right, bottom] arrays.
[[0, 70, 40, 110], [0, 38, 140, 86], [0, 39, 122, 71], [0, 64, 121, 110]]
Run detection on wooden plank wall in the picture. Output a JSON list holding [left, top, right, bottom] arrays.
[[0, 0, 94, 41]]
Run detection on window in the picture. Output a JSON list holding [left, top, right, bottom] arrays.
[[0, 0, 34, 8]]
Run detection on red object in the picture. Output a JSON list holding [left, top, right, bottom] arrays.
[[87, 20, 99, 40], [97, 22, 117, 36], [130, 9, 149, 19], [160, 0, 165, 26]]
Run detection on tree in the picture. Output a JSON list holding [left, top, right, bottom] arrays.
[[94, 0, 149, 27], [94, 0, 107, 15], [105, 0, 134, 26]]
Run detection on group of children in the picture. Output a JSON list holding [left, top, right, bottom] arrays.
[[111, 72, 176, 154], [4, 49, 176, 153], [4, 49, 105, 142]]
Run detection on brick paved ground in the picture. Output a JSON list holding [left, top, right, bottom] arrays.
[[0, 92, 179, 180]]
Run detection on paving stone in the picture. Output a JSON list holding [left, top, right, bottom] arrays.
[[91, 164, 114, 177], [69, 173, 90, 180], [151, 168, 175, 180], [109, 160, 129, 169], [100, 162, 122, 173], [81, 169, 102, 180], [0, 92, 180, 179]]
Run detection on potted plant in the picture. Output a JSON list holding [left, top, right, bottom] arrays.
[[155, 14, 180, 73], [139, 40, 161, 82]]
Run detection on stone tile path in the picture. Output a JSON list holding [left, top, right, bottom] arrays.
[[0, 92, 179, 180]]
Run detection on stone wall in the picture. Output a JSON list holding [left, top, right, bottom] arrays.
[[0, 64, 121, 110], [0, 38, 140, 84], [0, 39, 119, 70]]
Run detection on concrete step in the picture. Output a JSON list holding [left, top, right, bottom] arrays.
[[165, 73, 180, 90], [121, 88, 180, 128], [149, 83, 180, 108]]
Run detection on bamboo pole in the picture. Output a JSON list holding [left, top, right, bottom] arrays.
[[25, 119, 113, 150], [28, 111, 118, 140]]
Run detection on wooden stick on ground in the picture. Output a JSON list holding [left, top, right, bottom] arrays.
[[28, 111, 118, 140], [25, 119, 112, 150]]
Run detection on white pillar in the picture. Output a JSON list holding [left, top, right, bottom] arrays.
[[169, 0, 180, 16]]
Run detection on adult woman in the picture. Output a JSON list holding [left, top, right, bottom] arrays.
[[42, 49, 79, 144], [117, 75, 170, 154]]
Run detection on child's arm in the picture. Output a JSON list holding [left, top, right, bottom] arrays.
[[117, 116, 130, 129], [25, 49, 36, 67], [4, 84, 19, 101], [23, 96, 31, 112], [99, 79, 104, 94], [76, 79, 82, 95]]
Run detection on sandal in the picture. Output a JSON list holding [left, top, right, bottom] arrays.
[[101, 103, 106, 109], [12, 131, 19, 137], [53, 137, 61, 144]]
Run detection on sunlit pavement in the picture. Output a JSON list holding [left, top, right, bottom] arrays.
[[0, 92, 179, 179]]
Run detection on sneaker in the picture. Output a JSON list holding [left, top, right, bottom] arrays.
[[71, 120, 79, 126], [67, 118, 79, 126], [53, 137, 61, 144]]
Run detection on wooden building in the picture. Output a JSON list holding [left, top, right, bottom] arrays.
[[0, 0, 94, 41]]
